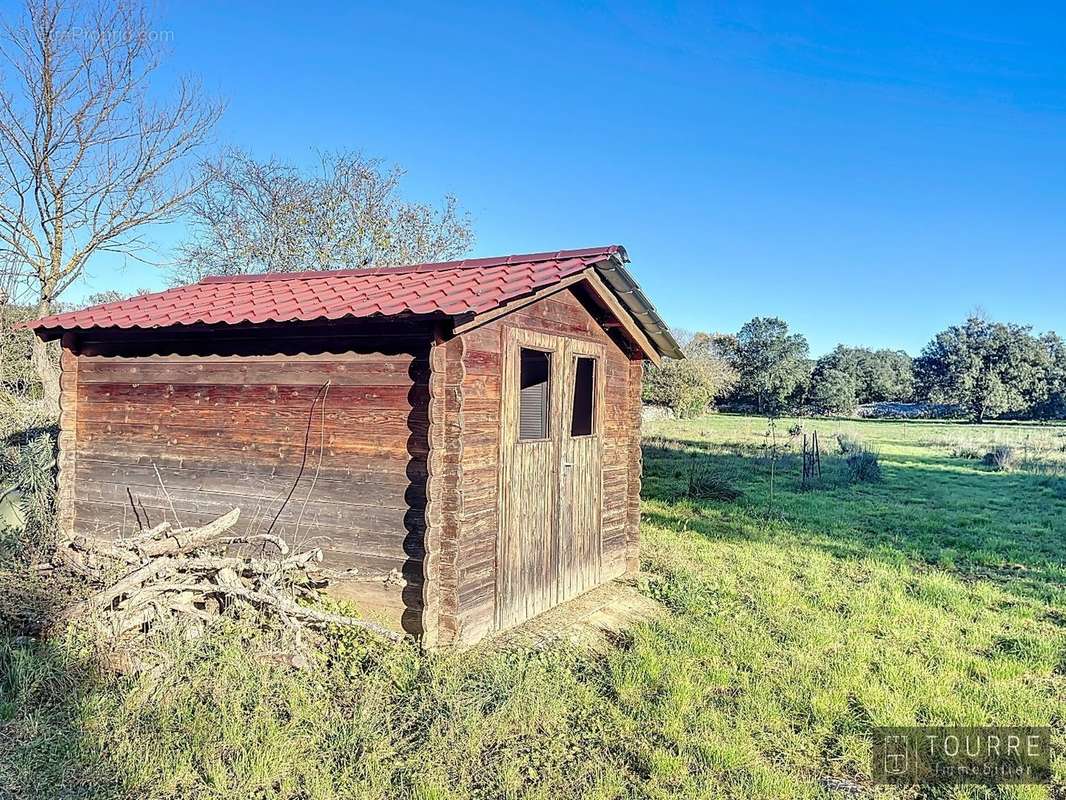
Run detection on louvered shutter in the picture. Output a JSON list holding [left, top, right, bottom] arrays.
[[519, 349, 550, 440]]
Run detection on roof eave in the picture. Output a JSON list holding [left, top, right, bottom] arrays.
[[592, 252, 684, 360]]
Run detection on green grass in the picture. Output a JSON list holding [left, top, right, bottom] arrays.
[[1, 414, 1064, 799]]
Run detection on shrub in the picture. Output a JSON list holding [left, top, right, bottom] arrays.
[[846, 449, 882, 483], [787, 423, 803, 436], [642, 358, 723, 419], [685, 462, 741, 501], [0, 305, 49, 398], [0, 397, 58, 558], [838, 438, 881, 483], [835, 433, 864, 456], [982, 445, 1017, 472], [643, 358, 712, 416]]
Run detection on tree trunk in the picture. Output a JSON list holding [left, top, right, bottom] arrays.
[[31, 298, 60, 416]]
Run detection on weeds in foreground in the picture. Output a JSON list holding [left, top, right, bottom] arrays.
[[4, 527, 1065, 800], [951, 443, 983, 459]]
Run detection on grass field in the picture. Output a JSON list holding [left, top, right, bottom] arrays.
[[1, 414, 1064, 799]]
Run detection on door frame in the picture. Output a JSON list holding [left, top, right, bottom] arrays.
[[495, 325, 607, 630]]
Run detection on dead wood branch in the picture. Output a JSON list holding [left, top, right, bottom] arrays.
[[217, 533, 290, 555], [132, 581, 402, 642], [55, 507, 402, 645]]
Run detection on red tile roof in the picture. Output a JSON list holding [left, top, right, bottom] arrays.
[[29, 245, 683, 358], [31, 247, 622, 332]]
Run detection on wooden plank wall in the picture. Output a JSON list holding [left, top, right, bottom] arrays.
[[448, 286, 640, 643], [65, 319, 434, 633]]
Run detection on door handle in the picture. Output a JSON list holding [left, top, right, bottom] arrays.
[[562, 462, 573, 469]]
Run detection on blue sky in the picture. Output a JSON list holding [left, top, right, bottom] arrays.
[[66, 1, 1065, 356]]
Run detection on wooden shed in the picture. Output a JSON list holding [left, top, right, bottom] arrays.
[[31, 246, 681, 645]]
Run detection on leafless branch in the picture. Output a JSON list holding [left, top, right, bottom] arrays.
[[173, 148, 473, 284], [0, 0, 222, 409]]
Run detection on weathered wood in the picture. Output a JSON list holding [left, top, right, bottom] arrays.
[[452, 272, 590, 336], [78, 358, 426, 386], [53, 282, 645, 644], [75, 460, 424, 505], [78, 402, 427, 433], [420, 325, 447, 647], [77, 444, 426, 480], [496, 327, 561, 630], [57, 333, 79, 539], [75, 483, 420, 530], [79, 382, 425, 410], [557, 338, 606, 603], [421, 330, 465, 646], [495, 327, 608, 632], [139, 580, 405, 640], [625, 358, 643, 573], [76, 421, 428, 458], [455, 285, 637, 639], [74, 501, 425, 558], [578, 269, 661, 365], [64, 318, 431, 635]]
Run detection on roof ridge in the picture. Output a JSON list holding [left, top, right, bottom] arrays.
[[197, 245, 624, 285]]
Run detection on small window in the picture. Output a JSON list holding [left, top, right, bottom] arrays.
[[519, 348, 550, 440], [570, 357, 596, 436]]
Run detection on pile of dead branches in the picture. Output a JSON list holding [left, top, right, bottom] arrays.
[[53, 508, 402, 644]]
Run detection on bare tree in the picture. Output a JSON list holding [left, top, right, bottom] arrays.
[[173, 148, 475, 284], [0, 0, 222, 411]]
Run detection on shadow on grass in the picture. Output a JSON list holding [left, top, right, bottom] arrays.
[[0, 564, 121, 799], [0, 639, 120, 799], [641, 440, 1066, 606]]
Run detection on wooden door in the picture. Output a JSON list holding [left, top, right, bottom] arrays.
[[497, 328, 565, 629], [556, 341, 605, 602], [496, 328, 605, 630]]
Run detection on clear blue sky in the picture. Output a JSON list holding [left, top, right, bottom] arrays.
[[69, 1, 1065, 356]]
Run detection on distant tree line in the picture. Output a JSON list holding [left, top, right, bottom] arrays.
[[644, 314, 1066, 423]]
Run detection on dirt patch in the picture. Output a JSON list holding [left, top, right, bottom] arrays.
[[489, 578, 664, 651]]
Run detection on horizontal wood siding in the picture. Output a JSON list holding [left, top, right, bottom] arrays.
[[68, 320, 433, 633], [454, 286, 639, 641]]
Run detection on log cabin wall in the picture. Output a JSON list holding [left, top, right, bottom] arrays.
[[422, 331, 465, 647], [61, 317, 434, 634], [444, 285, 642, 644], [625, 359, 644, 573]]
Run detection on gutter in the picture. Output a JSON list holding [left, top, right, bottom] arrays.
[[594, 250, 685, 360]]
